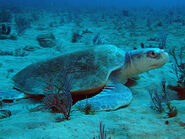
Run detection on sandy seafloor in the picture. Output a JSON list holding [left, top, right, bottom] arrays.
[[0, 7, 185, 139]]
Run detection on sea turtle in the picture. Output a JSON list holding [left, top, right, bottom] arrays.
[[0, 45, 169, 111]]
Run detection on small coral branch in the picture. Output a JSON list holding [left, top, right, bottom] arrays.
[[168, 47, 185, 99], [149, 89, 163, 113], [0, 24, 11, 35], [32, 73, 72, 120], [170, 47, 185, 75], [166, 103, 178, 118], [149, 81, 178, 118], [93, 122, 111, 139]]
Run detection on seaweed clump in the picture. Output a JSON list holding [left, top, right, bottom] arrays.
[[93, 122, 111, 139], [0, 24, 17, 40], [71, 32, 81, 43], [149, 81, 178, 118], [0, 24, 11, 35], [77, 100, 95, 115], [168, 47, 185, 99], [30, 73, 72, 120]]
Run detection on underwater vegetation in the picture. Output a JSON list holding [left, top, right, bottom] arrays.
[[0, 24, 11, 35], [0, 8, 32, 37], [0, 2, 185, 138], [168, 47, 185, 99], [42, 73, 72, 120], [76, 99, 95, 115], [93, 122, 111, 139], [0, 23, 17, 40], [149, 81, 177, 118], [71, 32, 82, 43], [30, 73, 72, 121]]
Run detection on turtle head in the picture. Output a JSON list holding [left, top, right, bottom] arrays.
[[119, 48, 169, 81], [129, 48, 169, 71]]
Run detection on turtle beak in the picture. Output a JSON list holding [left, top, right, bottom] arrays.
[[162, 51, 169, 63], [157, 50, 169, 68]]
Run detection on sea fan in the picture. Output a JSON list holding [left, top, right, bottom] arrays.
[[93, 122, 111, 139], [40, 73, 72, 120], [149, 81, 178, 118]]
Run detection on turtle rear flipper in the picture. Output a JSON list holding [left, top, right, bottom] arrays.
[[0, 90, 25, 103], [73, 83, 133, 111]]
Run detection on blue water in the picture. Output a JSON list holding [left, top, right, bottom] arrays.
[[0, 0, 185, 8]]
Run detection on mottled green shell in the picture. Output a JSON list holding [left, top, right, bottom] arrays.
[[12, 45, 125, 95]]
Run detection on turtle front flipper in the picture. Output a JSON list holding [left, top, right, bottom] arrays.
[[73, 83, 133, 111], [0, 90, 25, 103]]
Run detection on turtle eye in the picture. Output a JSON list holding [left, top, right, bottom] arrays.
[[147, 51, 158, 58], [151, 51, 156, 56]]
